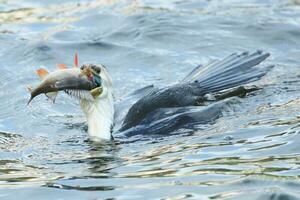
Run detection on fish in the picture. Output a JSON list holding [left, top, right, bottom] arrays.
[[27, 53, 102, 104], [27, 68, 97, 105]]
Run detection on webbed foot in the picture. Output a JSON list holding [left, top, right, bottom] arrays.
[[195, 86, 260, 106], [215, 86, 260, 100]]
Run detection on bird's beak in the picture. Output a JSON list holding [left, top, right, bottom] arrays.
[[27, 68, 100, 105]]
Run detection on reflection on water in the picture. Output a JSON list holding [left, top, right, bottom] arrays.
[[1, 0, 300, 199]]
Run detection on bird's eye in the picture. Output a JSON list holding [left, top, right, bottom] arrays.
[[80, 65, 85, 70]]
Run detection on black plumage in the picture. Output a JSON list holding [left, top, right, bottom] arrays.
[[120, 51, 272, 132]]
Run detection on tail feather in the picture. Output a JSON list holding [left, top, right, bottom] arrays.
[[181, 64, 203, 82], [196, 53, 239, 81], [196, 51, 268, 83], [184, 50, 272, 94], [204, 68, 271, 93], [183, 52, 239, 83], [201, 65, 271, 89]]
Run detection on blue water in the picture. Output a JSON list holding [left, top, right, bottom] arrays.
[[1, 0, 300, 199]]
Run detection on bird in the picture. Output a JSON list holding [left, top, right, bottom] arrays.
[[27, 51, 273, 141]]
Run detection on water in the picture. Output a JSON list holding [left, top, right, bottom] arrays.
[[1, 0, 300, 199]]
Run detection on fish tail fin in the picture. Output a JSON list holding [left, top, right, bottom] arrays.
[[183, 50, 273, 93], [27, 95, 34, 105], [26, 85, 33, 92], [26, 85, 34, 105]]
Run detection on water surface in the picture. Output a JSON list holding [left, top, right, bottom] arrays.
[[1, 0, 300, 199]]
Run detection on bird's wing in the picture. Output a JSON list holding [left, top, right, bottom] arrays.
[[120, 50, 272, 131], [114, 85, 159, 130]]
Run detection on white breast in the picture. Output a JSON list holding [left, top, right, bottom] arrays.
[[79, 66, 115, 141]]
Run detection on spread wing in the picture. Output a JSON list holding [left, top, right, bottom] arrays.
[[120, 50, 273, 131]]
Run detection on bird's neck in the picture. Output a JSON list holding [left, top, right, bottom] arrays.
[[80, 92, 114, 141]]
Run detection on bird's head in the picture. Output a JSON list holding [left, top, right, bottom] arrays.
[[77, 64, 114, 141], [28, 56, 114, 141], [27, 64, 112, 103]]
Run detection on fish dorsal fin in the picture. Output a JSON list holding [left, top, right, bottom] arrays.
[[36, 68, 49, 80], [74, 52, 78, 67], [57, 63, 67, 70]]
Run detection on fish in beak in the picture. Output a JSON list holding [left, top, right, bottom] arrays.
[[27, 53, 115, 141], [27, 63, 104, 105]]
